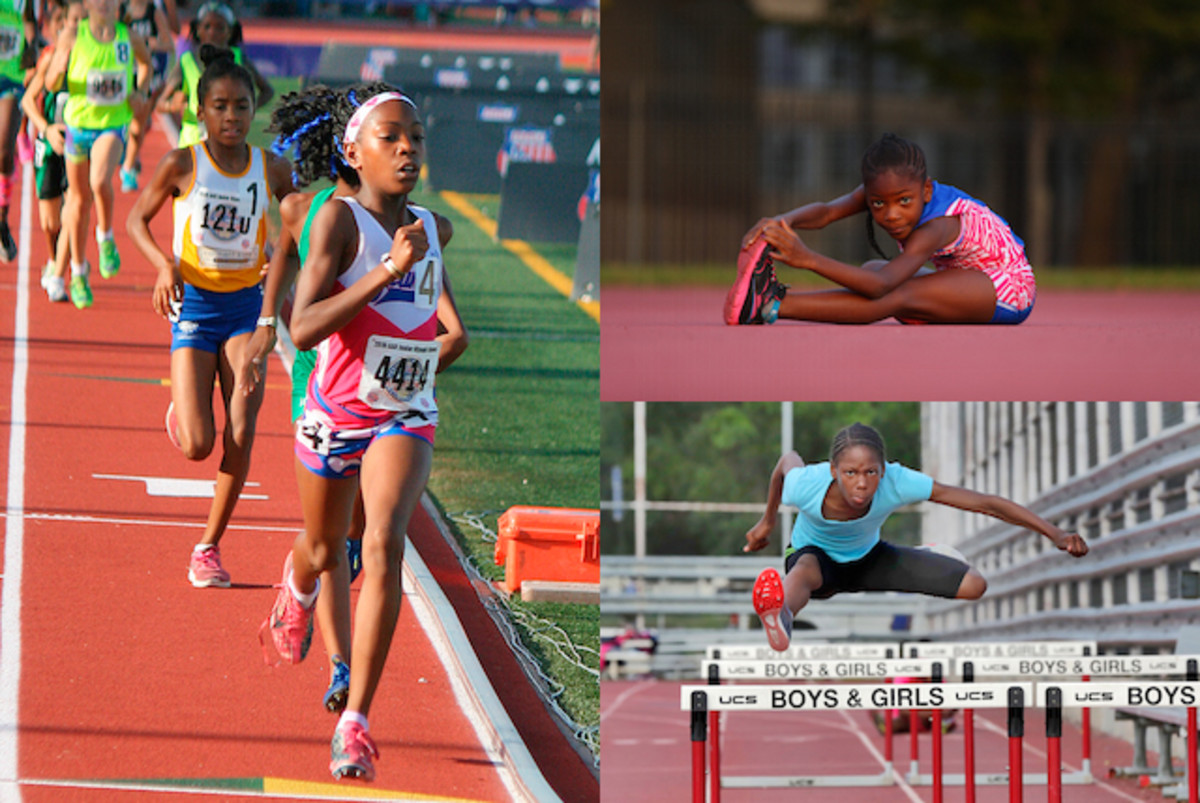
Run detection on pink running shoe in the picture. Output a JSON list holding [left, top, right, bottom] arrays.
[[330, 720, 379, 781], [188, 545, 231, 588], [724, 237, 785, 325], [165, 402, 181, 450], [752, 568, 790, 652], [16, 128, 32, 164], [259, 553, 314, 665]]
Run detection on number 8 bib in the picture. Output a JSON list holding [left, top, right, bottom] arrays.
[[358, 335, 439, 412]]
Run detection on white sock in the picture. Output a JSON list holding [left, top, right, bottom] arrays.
[[288, 569, 320, 608], [70, 261, 87, 278], [96, 227, 113, 243], [193, 543, 215, 554], [339, 710, 368, 731]]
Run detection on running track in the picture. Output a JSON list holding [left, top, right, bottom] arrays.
[[0, 29, 597, 803], [599, 286, 1200, 401], [601, 680, 1173, 802]]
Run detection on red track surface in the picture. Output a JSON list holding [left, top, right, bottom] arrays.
[[600, 286, 1200, 401], [601, 680, 1172, 803], [0, 36, 597, 803]]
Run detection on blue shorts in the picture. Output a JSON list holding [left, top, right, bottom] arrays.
[[65, 124, 128, 163], [0, 76, 22, 100], [991, 295, 1034, 325], [294, 387, 436, 480], [170, 282, 262, 353]]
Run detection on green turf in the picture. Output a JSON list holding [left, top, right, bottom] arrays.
[[605, 262, 1200, 291]]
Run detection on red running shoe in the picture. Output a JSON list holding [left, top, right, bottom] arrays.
[[752, 568, 790, 652]]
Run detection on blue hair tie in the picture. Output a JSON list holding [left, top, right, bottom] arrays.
[[348, 89, 359, 108]]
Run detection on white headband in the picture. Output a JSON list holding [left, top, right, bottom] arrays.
[[343, 92, 418, 145]]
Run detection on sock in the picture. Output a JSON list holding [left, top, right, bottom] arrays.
[[288, 568, 320, 608], [193, 543, 215, 554], [70, 261, 87, 278], [339, 710, 368, 731], [96, 227, 113, 244]]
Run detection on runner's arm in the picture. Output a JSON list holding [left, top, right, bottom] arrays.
[[744, 451, 805, 553], [929, 482, 1088, 556]]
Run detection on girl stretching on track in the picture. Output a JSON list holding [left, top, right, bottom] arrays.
[[127, 46, 294, 588], [744, 422, 1089, 652], [726, 133, 1037, 326], [259, 85, 466, 782], [45, 0, 152, 308], [240, 82, 466, 714]]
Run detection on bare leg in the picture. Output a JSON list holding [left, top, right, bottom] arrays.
[[956, 568, 988, 599], [88, 133, 123, 236], [63, 158, 92, 267], [170, 346, 218, 461], [778, 269, 997, 324], [782, 553, 826, 616], [346, 434, 433, 718], [316, 491, 365, 667]]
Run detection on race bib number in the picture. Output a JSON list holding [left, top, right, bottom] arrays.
[[0, 24, 19, 61], [86, 69, 127, 106], [193, 186, 262, 270], [358, 335, 439, 412]]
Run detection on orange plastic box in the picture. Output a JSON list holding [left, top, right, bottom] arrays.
[[494, 506, 599, 595]]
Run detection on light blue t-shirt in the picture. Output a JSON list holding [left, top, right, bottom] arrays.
[[783, 461, 934, 562]]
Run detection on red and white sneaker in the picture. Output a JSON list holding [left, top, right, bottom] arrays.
[[330, 720, 379, 781], [752, 568, 790, 652], [188, 545, 231, 588], [724, 238, 785, 325], [259, 553, 314, 665], [165, 402, 181, 450]]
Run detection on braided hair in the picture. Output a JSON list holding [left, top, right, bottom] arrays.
[[829, 422, 886, 465], [196, 44, 255, 107], [860, 133, 928, 259], [266, 81, 400, 189]]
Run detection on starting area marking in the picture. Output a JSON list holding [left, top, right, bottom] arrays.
[[93, 473, 268, 500], [682, 682, 1033, 711]]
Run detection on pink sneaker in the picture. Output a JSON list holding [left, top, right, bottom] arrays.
[[752, 568, 790, 652], [188, 545, 231, 588], [724, 237, 784, 325], [259, 553, 314, 665], [330, 720, 379, 781], [16, 128, 32, 164], [165, 402, 181, 450]]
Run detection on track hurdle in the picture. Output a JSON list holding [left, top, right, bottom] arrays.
[[701, 657, 948, 792], [704, 641, 900, 661], [1039, 679, 1200, 803], [906, 640, 1096, 796], [683, 682, 1032, 803]]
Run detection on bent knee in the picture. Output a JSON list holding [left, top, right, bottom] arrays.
[[957, 570, 987, 600]]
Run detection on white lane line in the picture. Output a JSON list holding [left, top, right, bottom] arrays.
[[4, 511, 298, 533], [600, 679, 655, 722], [837, 709, 923, 802], [0, 157, 33, 801]]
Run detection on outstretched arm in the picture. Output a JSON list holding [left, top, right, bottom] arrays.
[[743, 451, 805, 553], [930, 482, 1089, 557], [760, 215, 960, 298], [741, 186, 868, 250]]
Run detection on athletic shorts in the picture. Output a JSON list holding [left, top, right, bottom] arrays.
[[170, 282, 262, 353], [291, 348, 316, 423], [64, 124, 128, 163], [143, 51, 170, 94], [784, 541, 969, 600], [0, 76, 22, 100], [33, 138, 67, 201], [294, 404, 435, 480], [990, 293, 1034, 324]]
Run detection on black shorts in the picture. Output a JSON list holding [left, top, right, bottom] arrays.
[[33, 138, 67, 201], [784, 541, 969, 600]]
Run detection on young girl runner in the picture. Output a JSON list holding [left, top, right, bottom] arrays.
[[259, 86, 463, 781], [119, 0, 174, 191], [126, 46, 295, 588], [744, 422, 1089, 652], [241, 82, 467, 715], [0, 0, 38, 263], [24, 0, 77, 302], [728, 133, 1037, 326], [45, 0, 152, 308], [157, 2, 271, 150]]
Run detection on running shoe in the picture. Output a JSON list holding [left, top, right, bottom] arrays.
[[98, 238, 120, 279], [188, 545, 231, 588], [0, 221, 16, 263], [69, 273, 93, 309], [324, 656, 350, 713], [752, 567, 790, 652], [42, 261, 67, 302], [16, 128, 32, 164], [260, 553, 315, 665], [119, 166, 139, 192], [346, 538, 362, 583], [723, 237, 786, 325], [165, 401, 181, 450], [330, 719, 379, 781]]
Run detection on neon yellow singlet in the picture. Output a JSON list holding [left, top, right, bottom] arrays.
[[64, 20, 134, 130], [0, 1, 26, 85], [178, 46, 244, 148], [173, 142, 271, 292]]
